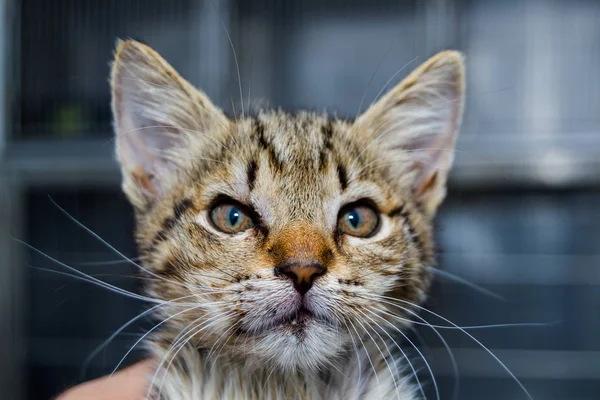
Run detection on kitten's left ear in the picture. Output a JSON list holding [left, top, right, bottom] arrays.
[[356, 51, 465, 216]]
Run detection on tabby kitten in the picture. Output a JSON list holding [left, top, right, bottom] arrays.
[[111, 40, 465, 399]]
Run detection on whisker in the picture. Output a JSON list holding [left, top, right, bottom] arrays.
[[111, 303, 209, 376], [230, 96, 237, 120], [246, 57, 254, 117], [86, 292, 234, 349], [228, 321, 248, 361], [26, 258, 162, 305], [357, 308, 425, 400], [362, 308, 438, 400], [367, 294, 534, 400], [220, 19, 244, 119], [370, 304, 554, 331], [353, 313, 404, 400], [48, 198, 189, 290], [206, 321, 237, 361], [424, 266, 506, 301], [342, 319, 363, 385], [154, 322, 204, 398], [153, 313, 209, 390], [208, 320, 241, 367], [355, 41, 396, 119], [372, 56, 420, 106], [346, 318, 382, 399], [383, 305, 459, 400], [81, 293, 207, 378], [152, 312, 236, 398], [75, 257, 142, 266]]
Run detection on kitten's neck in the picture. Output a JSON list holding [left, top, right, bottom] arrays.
[[147, 341, 417, 400]]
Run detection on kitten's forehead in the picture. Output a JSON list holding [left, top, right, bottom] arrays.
[[237, 111, 363, 227], [250, 111, 332, 173]]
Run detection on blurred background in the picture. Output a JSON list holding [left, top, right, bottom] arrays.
[[0, 0, 599, 399]]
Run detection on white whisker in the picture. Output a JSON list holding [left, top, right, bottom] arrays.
[[357, 308, 426, 400], [353, 313, 404, 400], [208, 320, 241, 366], [24, 254, 162, 304], [424, 266, 506, 301], [48, 198, 189, 290], [151, 312, 236, 399], [246, 57, 254, 117], [368, 294, 534, 400], [220, 20, 244, 119], [76, 257, 142, 266], [346, 318, 382, 399], [373, 56, 421, 105], [355, 42, 396, 119], [81, 292, 235, 378], [111, 303, 208, 376], [342, 319, 363, 385], [81, 294, 193, 378]]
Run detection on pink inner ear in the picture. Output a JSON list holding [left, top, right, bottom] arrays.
[[130, 165, 158, 197], [412, 122, 457, 187], [353, 52, 465, 215], [414, 171, 439, 199], [111, 40, 231, 207], [116, 78, 180, 168], [115, 89, 183, 201]]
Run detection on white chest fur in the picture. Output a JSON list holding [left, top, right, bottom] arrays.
[[147, 342, 418, 400]]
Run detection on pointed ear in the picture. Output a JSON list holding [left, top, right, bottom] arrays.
[[111, 40, 229, 209], [356, 51, 465, 216]]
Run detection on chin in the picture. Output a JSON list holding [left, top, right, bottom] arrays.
[[249, 319, 345, 373]]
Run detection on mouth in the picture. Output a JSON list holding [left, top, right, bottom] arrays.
[[241, 300, 336, 336], [274, 306, 315, 330]]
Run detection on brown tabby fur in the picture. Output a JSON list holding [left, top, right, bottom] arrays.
[[111, 40, 465, 399]]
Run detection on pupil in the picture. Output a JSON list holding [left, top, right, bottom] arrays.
[[228, 208, 240, 226], [347, 211, 360, 229]]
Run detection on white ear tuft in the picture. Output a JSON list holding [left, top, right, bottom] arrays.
[[111, 40, 229, 209], [356, 51, 466, 216]]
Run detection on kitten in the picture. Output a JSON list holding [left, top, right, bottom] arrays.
[[111, 40, 465, 399]]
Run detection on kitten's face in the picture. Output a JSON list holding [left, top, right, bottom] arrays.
[[111, 41, 464, 372]]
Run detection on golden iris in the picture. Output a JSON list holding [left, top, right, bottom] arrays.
[[210, 202, 254, 233], [338, 203, 380, 237]]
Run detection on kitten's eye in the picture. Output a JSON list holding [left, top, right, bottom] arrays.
[[210, 202, 255, 234], [338, 203, 380, 238]]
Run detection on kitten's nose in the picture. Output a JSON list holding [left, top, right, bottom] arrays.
[[276, 263, 325, 295], [269, 222, 333, 295]]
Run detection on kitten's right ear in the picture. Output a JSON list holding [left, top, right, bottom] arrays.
[[355, 51, 465, 216], [111, 40, 229, 209]]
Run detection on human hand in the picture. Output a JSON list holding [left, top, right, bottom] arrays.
[[57, 360, 154, 400]]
